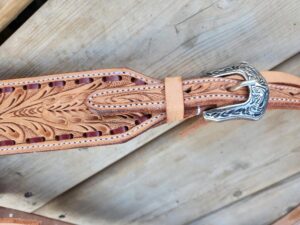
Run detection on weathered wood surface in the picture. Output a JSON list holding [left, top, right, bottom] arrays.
[[35, 57, 300, 224], [190, 173, 300, 225], [0, 0, 32, 32], [0, 0, 299, 216], [273, 53, 300, 74]]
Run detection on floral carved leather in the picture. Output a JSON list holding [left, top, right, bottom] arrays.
[[0, 68, 299, 156]]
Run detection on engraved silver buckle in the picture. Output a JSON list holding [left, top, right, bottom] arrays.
[[203, 62, 269, 122]]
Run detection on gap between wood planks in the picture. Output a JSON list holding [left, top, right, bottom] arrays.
[[186, 163, 300, 225], [33, 53, 300, 223], [0, 0, 47, 45], [185, 169, 300, 225]]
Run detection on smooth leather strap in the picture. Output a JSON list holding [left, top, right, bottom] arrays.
[[0, 68, 299, 156], [262, 71, 300, 86], [0, 218, 40, 225], [164, 77, 184, 122]]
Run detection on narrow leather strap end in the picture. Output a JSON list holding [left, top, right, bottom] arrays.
[[261, 71, 300, 86], [0, 218, 40, 225], [164, 76, 184, 123]]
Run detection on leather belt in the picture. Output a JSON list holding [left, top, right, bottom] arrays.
[[0, 62, 299, 156], [0, 218, 40, 225]]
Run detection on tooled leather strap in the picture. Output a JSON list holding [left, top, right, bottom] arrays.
[[0, 67, 299, 156], [164, 77, 184, 122], [88, 71, 300, 114]]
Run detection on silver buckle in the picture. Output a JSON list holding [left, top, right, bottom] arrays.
[[203, 62, 269, 122]]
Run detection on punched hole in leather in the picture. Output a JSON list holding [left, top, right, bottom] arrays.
[[164, 76, 185, 123]]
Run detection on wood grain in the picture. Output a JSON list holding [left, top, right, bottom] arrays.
[[0, 0, 299, 214], [189, 173, 300, 225], [35, 56, 300, 224], [0, 0, 32, 32]]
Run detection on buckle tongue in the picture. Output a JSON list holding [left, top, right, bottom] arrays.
[[203, 62, 269, 122]]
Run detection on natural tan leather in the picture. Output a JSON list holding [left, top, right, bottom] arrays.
[[164, 77, 184, 122], [0, 207, 71, 225], [88, 72, 300, 114], [262, 71, 300, 86], [0, 68, 299, 156], [0, 218, 40, 225]]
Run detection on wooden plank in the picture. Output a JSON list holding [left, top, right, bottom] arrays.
[[0, 0, 299, 213], [272, 53, 300, 74], [0, 206, 73, 225], [35, 56, 300, 224], [189, 173, 300, 225], [0, 0, 32, 32]]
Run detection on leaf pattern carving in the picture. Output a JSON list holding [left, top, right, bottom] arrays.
[[0, 77, 139, 143]]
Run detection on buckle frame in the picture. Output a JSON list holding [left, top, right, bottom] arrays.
[[203, 62, 269, 122]]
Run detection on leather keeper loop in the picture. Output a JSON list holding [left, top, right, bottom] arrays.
[[164, 76, 184, 123]]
